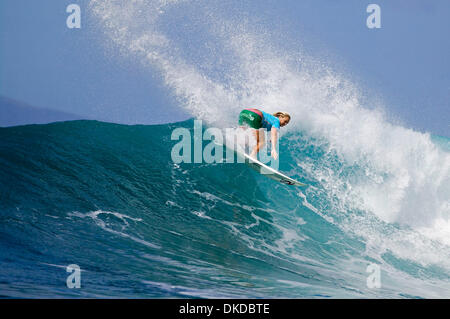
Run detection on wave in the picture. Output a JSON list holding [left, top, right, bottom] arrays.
[[0, 120, 448, 298]]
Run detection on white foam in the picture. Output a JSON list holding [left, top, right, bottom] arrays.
[[68, 210, 159, 249]]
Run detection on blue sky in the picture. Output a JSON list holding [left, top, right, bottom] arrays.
[[1, 0, 449, 136]]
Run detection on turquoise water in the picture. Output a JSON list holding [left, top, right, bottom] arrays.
[[0, 119, 449, 298]]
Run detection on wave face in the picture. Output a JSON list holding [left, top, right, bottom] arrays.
[[0, 120, 449, 298]]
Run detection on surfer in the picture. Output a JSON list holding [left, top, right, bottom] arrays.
[[238, 108, 290, 160]]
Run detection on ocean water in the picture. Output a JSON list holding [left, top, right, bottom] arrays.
[[0, 119, 448, 298], [1, 0, 449, 298]]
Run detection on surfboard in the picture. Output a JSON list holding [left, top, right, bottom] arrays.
[[239, 150, 307, 186], [215, 141, 307, 187]]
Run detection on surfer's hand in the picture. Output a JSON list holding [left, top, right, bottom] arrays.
[[271, 150, 278, 160]]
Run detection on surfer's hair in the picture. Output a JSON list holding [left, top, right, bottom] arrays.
[[273, 112, 291, 122]]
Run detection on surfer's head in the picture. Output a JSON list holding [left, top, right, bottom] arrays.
[[273, 112, 291, 127]]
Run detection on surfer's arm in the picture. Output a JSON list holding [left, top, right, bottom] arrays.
[[271, 127, 278, 160]]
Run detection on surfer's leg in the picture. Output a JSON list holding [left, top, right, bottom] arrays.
[[239, 110, 263, 156], [249, 130, 258, 158], [256, 129, 265, 154], [250, 129, 265, 158]]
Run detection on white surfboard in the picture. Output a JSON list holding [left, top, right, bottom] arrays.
[[239, 151, 307, 187], [216, 141, 307, 187]]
